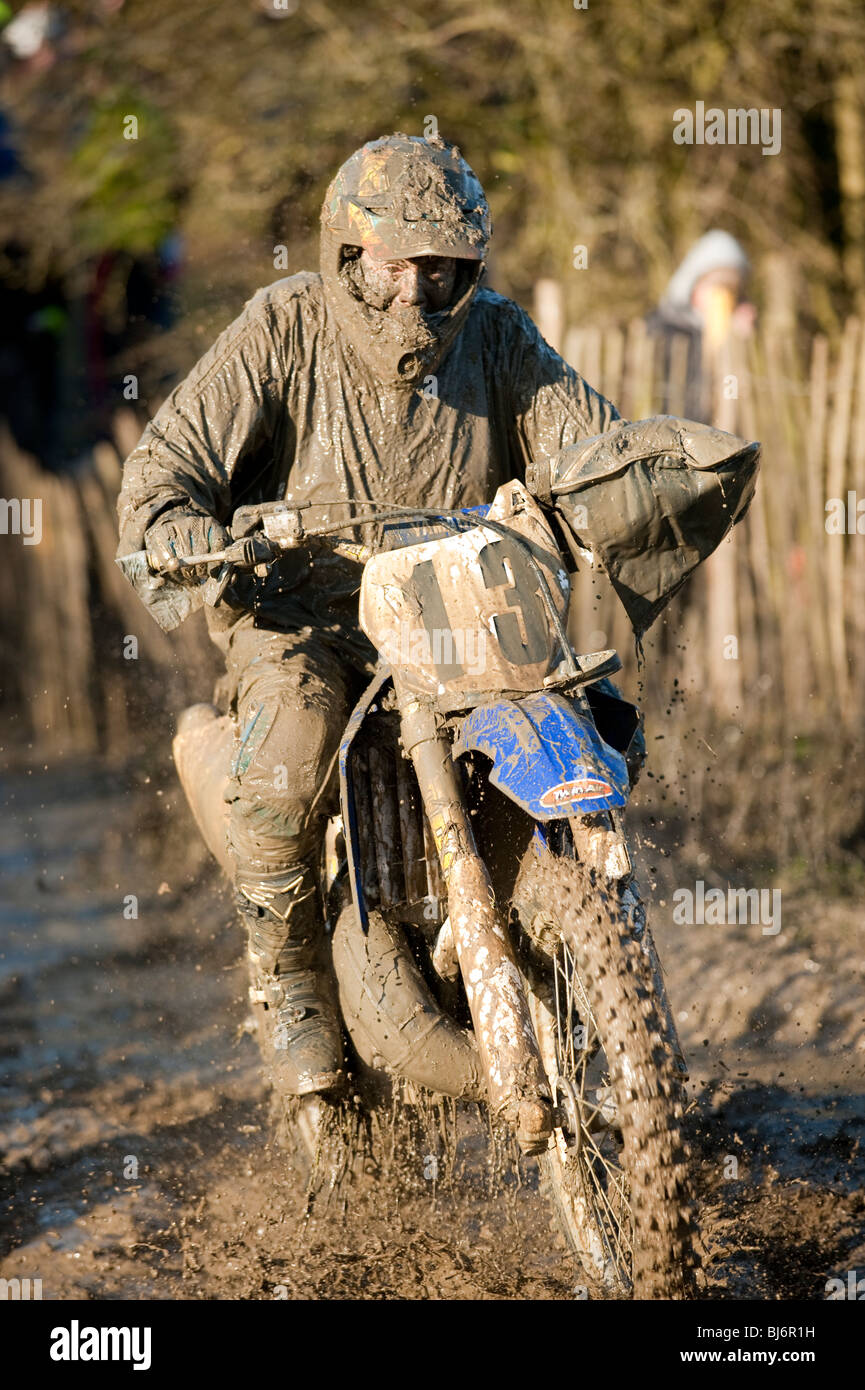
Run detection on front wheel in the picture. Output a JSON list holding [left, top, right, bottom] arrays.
[[517, 852, 697, 1298]]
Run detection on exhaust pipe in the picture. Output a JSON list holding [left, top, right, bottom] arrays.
[[332, 905, 484, 1102]]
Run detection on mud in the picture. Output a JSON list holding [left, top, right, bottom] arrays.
[[1, 758, 863, 1300]]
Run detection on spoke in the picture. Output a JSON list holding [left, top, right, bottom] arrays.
[[590, 1162, 630, 1218], [565, 1120, 632, 1268], [556, 945, 573, 1074], [580, 1162, 631, 1270], [564, 944, 578, 1073], [550, 938, 634, 1282], [580, 1097, 611, 1129], [559, 950, 567, 1067], [560, 949, 571, 1073], [584, 1151, 633, 1249], [580, 1129, 630, 1202]]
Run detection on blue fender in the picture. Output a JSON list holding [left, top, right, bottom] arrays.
[[453, 691, 630, 819]]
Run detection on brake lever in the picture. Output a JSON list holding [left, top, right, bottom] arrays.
[[197, 535, 281, 608], [161, 533, 279, 575], [202, 561, 235, 608], [117, 533, 282, 631]]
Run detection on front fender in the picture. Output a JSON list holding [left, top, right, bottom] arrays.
[[453, 691, 629, 819]]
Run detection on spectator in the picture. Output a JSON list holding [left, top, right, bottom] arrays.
[[647, 229, 756, 421]]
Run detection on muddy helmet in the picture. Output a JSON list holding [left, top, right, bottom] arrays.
[[320, 133, 491, 387]]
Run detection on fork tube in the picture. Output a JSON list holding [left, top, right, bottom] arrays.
[[398, 690, 553, 1152]]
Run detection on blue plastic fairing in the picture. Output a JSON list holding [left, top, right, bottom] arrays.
[[453, 691, 629, 819]]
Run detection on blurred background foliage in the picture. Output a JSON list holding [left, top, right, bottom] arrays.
[[3, 0, 865, 878], [2, 0, 865, 367]]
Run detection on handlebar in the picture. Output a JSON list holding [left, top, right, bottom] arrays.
[[151, 500, 486, 577], [153, 515, 374, 606], [143, 497, 579, 680]]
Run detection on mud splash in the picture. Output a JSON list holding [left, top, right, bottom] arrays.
[[1, 761, 862, 1299]]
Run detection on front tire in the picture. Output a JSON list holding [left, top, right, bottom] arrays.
[[518, 852, 696, 1298]]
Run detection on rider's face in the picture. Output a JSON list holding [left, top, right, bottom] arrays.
[[359, 249, 459, 313]]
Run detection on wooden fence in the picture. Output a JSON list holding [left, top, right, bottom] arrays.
[[1, 310, 864, 759], [0, 410, 220, 758], [533, 290, 865, 735]]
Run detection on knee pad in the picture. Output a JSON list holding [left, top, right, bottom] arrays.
[[227, 690, 335, 869]]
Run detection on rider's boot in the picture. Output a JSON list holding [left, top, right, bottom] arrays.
[[236, 863, 344, 1097]]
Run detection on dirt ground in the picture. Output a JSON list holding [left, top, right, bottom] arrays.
[[1, 755, 863, 1301]]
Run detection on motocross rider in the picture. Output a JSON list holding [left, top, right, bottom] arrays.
[[116, 133, 622, 1101]]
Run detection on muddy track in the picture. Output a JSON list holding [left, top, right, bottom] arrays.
[[1, 760, 863, 1300]]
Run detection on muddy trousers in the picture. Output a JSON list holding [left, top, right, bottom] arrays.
[[221, 623, 368, 1096]]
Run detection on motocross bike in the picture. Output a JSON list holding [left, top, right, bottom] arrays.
[[126, 478, 696, 1299]]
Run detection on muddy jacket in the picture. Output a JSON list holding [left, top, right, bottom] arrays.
[[116, 272, 619, 663]]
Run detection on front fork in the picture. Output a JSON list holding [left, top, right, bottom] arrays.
[[397, 686, 554, 1154]]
